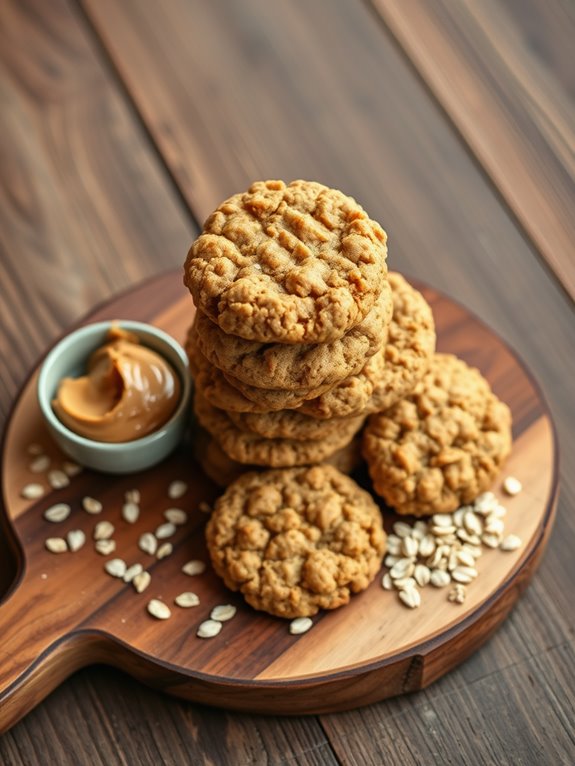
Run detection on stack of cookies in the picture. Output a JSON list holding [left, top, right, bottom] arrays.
[[183, 179, 405, 482]]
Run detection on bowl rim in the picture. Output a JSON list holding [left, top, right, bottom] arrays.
[[37, 319, 191, 452]]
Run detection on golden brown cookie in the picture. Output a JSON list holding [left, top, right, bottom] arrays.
[[227, 407, 362, 441], [190, 279, 392, 391], [194, 393, 364, 467], [184, 180, 389, 344], [205, 465, 386, 617], [362, 353, 513, 516], [195, 427, 362, 487], [299, 273, 435, 419]]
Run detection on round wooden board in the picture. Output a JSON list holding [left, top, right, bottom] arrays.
[[0, 271, 558, 731]]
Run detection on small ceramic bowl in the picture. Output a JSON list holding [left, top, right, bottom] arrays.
[[37, 320, 191, 474]]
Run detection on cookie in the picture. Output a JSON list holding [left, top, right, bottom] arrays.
[[195, 427, 362, 487], [184, 179, 388, 344], [362, 353, 513, 516], [227, 408, 363, 441], [195, 393, 364, 467], [222, 368, 335, 410], [299, 273, 435, 419], [205, 465, 386, 617], [191, 279, 392, 391]]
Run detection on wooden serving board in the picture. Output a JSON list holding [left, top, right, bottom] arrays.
[[0, 272, 558, 732]]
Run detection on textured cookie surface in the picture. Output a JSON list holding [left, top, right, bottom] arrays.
[[195, 393, 364, 466], [300, 273, 435, 419], [195, 427, 362, 487], [362, 354, 512, 516], [205, 465, 386, 617], [191, 279, 392, 391], [184, 179, 388, 344], [227, 407, 362, 441]]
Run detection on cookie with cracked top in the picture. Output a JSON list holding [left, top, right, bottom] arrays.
[[362, 353, 512, 516], [205, 465, 386, 618], [184, 179, 388, 344]]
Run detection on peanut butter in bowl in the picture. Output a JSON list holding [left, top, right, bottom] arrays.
[[52, 326, 181, 443]]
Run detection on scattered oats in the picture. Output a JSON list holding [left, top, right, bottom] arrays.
[[436, 559, 449, 571], [448, 549, 459, 572], [430, 569, 451, 588], [390, 558, 415, 579], [503, 476, 522, 496], [48, 469, 69, 489], [482, 532, 502, 549], [164, 508, 187, 525], [402, 536, 419, 558], [175, 592, 200, 608], [453, 507, 466, 528], [392, 521, 412, 538], [125, 489, 140, 504], [94, 520, 115, 540], [197, 619, 222, 638], [30, 455, 50, 473], [384, 554, 399, 567], [133, 571, 151, 593], [27, 443, 44, 455], [139, 532, 157, 556], [414, 564, 431, 587], [457, 529, 481, 545], [484, 517, 505, 536], [386, 534, 401, 549], [432, 513, 453, 527], [40, 573, 48, 580], [95, 539, 116, 556], [156, 542, 173, 560], [448, 584, 467, 604], [124, 563, 143, 583], [63, 461, 82, 477], [45, 537, 67, 553], [418, 535, 436, 558], [452, 566, 478, 584], [393, 576, 417, 591], [155, 522, 176, 540], [382, 572, 394, 590], [386, 539, 401, 556], [399, 588, 421, 609], [490, 504, 507, 519], [198, 501, 212, 514], [431, 524, 457, 537], [211, 604, 237, 622], [456, 549, 476, 568], [413, 520, 429, 539], [22, 483, 44, 500], [122, 501, 140, 524], [168, 480, 187, 500], [182, 560, 206, 576], [104, 558, 127, 578], [147, 599, 171, 620], [43, 503, 71, 523], [67, 529, 86, 552], [501, 534, 522, 552], [474, 492, 497, 514], [82, 496, 102, 514], [289, 617, 313, 635], [464, 510, 483, 536], [462, 543, 483, 560], [427, 544, 450, 569]]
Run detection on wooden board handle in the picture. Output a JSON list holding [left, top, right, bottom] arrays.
[[0, 570, 90, 733]]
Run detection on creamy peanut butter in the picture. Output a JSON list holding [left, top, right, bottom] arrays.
[[53, 326, 181, 442]]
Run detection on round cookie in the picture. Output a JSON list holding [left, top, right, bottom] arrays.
[[194, 393, 364, 467], [205, 465, 386, 617], [184, 179, 389, 344], [300, 273, 435, 419], [191, 279, 392, 391], [227, 408, 363, 441], [195, 427, 363, 487], [362, 353, 513, 516]]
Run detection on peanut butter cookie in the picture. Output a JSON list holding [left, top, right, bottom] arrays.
[[190, 279, 392, 391], [195, 393, 364, 467], [362, 353, 512, 516], [184, 180, 388, 344], [227, 407, 362, 441], [300, 273, 435, 419], [205, 465, 386, 617]]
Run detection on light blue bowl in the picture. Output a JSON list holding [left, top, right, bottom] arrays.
[[37, 320, 191, 474]]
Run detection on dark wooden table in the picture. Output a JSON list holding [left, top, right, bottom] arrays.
[[1, 0, 573, 763]]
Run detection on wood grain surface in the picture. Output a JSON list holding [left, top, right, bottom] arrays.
[[1, 0, 574, 762], [0, 274, 557, 730]]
